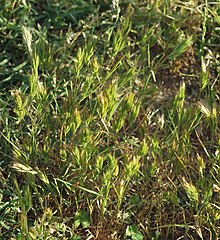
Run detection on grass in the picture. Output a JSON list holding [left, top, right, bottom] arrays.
[[0, 0, 220, 239]]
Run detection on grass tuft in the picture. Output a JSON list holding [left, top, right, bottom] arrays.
[[0, 0, 219, 239]]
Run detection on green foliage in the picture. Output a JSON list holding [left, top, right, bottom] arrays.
[[74, 210, 90, 229], [168, 36, 193, 60], [0, 0, 220, 239], [126, 225, 144, 240]]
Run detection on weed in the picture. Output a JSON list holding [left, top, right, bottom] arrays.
[[0, 0, 219, 239]]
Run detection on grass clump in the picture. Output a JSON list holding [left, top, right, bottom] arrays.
[[0, 0, 220, 239]]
